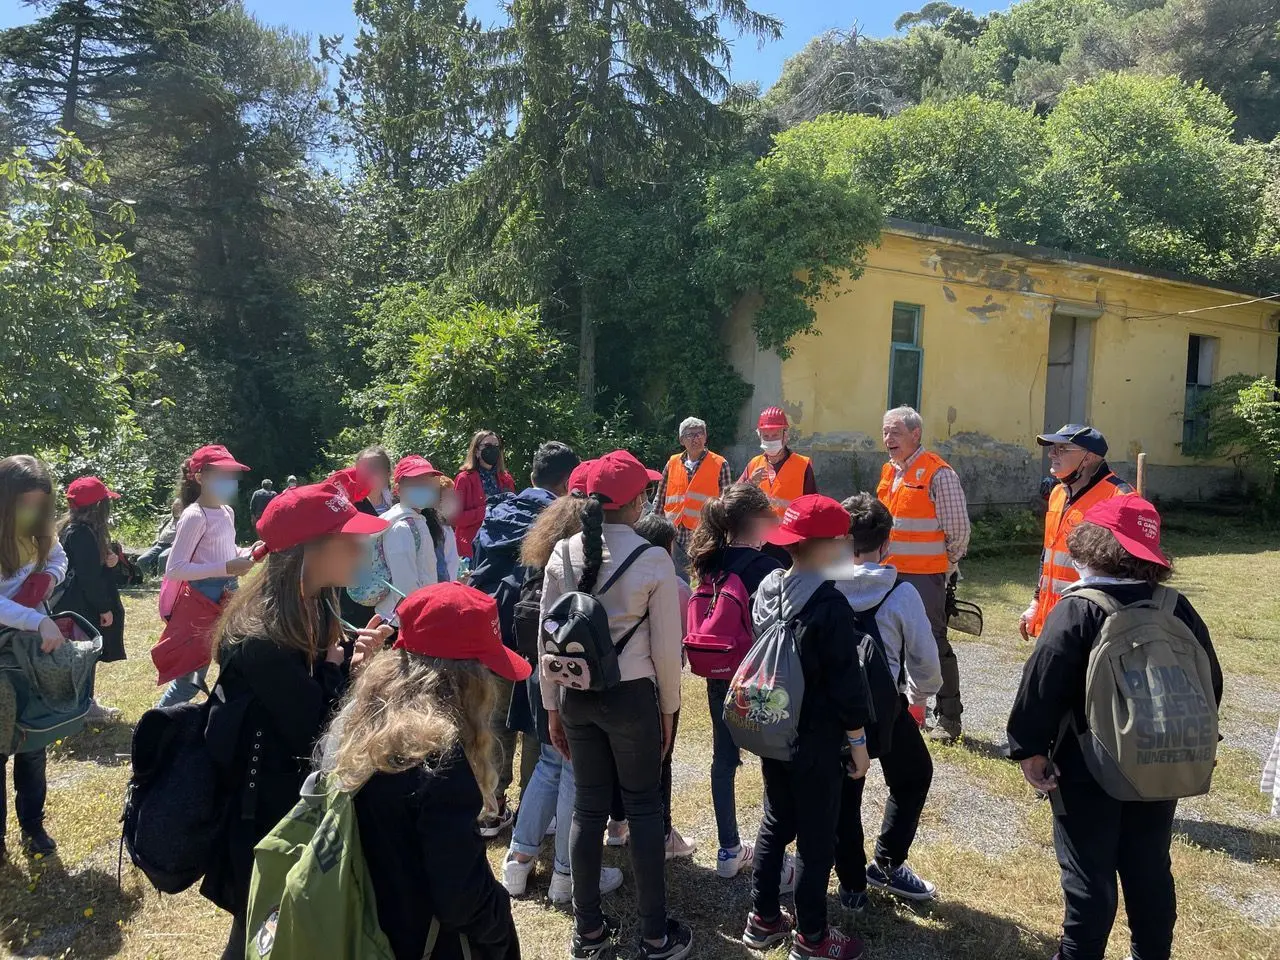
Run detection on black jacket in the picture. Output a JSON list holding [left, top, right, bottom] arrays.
[[58, 522, 126, 661], [753, 571, 871, 769], [201, 633, 346, 914], [357, 746, 520, 960], [1007, 582, 1223, 781]]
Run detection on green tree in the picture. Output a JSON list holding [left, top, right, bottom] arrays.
[[1037, 72, 1267, 277], [0, 135, 142, 453], [373, 295, 583, 477], [461, 0, 781, 409], [769, 98, 1046, 240]]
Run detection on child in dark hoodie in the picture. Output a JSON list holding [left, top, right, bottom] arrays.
[[741, 495, 871, 960], [831, 493, 942, 911]]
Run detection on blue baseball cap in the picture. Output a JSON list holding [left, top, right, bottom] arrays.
[[1037, 424, 1108, 457]]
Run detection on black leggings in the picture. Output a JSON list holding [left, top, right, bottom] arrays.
[[562, 679, 667, 942], [0, 749, 47, 836], [611, 708, 679, 835]]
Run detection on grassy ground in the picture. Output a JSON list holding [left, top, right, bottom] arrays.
[[2, 512, 1279, 959]]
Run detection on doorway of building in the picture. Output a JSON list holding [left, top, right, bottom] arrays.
[[1043, 308, 1096, 472]]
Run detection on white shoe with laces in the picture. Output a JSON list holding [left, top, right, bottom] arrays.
[[502, 854, 536, 896], [716, 842, 754, 879]]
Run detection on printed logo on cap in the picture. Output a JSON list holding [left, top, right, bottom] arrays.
[[1136, 514, 1159, 541], [782, 506, 801, 526], [326, 492, 351, 514]]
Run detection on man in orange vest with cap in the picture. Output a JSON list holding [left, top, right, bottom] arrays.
[[877, 405, 971, 742], [652, 416, 733, 571], [1020, 423, 1134, 641], [740, 406, 817, 517]]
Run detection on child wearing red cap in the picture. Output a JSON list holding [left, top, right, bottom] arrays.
[[376, 455, 459, 621], [1007, 496, 1222, 960], [539, 451, 693, 960], [58, 476, 126, 720], [157, 444, 258, 708], [201, 483, 388, 960], [316, 581, 526, 960], [0, 455, 69, 860], [740, 494, 871, 960]]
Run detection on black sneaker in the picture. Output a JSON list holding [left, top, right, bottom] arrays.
[[743, 909, 794, 950], [570, 914, 620, 959], [638, 919, 693, 960], [21, 826, 56, 858], [839, 887, 869, 916], [478, 799, 515, 838]]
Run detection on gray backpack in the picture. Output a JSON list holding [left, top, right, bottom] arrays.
[[1056, 585, 1218, 802], [722, 608, 808, 762]]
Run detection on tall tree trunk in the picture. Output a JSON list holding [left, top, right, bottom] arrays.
[[579, 284, 597, 408], [61, 1, 86, 132]]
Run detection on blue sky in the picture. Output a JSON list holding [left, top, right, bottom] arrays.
[[1, 0, 1011, 91]]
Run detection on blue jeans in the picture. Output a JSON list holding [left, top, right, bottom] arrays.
[[510, 744, 575, 875], [707, 678, 743, 850], [157, 576, 234, 707]]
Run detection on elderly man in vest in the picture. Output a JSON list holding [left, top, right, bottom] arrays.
[[1020, 424, 1134, 641], [740, 406, 817, 517], [652, 417, 732, 571], [878, 405, 972, 742]]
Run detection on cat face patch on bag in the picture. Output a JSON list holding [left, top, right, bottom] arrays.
[[540, 633, 592, 690]]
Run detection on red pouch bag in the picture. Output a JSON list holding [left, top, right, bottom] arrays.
[[11, 572, 55, 609], [151, 583, 223, 685]]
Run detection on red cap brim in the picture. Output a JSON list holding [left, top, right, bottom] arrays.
[[397, 467, 443, 480], [482, 645, 533, 682], [764, 526, 806, 546], [1111, 532, 1170, 568], [210, 458, 250, 471], [339, 513, 389, 536], [644, 468, 663, 482]]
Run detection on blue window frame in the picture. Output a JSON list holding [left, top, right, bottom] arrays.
[[889, 303, 923, 410]]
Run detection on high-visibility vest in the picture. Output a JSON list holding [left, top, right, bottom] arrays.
[[1029, 471, 1134, 637], [877, 451, 951, 576], [746, 451, 811, 518], [663, 452, 726, 530]]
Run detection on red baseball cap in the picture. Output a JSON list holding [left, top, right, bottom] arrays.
[[765, 494, 850, 546], [393, 455, 444, 484], [1081, 495, 1169, 568], [568, 459, 596, 496], [66, 477, 120, 509], [393, 582, 532, 682], [326, 467, 372, 503], [586, 451, 662, 505], [758, 406, 789, 430], [257, 482, 388, 555], [188, 444, 249, 473]]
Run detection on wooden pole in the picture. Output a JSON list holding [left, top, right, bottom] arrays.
[[1136, 452, 1147, 498]]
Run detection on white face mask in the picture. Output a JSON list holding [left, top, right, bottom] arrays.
[[760, 439, 784, 455]]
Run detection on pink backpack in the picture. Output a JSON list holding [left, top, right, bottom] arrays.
[[684, 569, 754, 679]]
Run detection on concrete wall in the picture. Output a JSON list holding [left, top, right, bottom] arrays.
[[725, 227, 1277, 506]]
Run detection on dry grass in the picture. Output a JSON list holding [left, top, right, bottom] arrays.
[[3, 511, 1279, 959]]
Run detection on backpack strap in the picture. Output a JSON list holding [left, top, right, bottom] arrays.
[[1153, 584, 1179, 615], [862, 576, 902, 622], [597, 544, 661, 597], [1067, 587, 1123, 617]]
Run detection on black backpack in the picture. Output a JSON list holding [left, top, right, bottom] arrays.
[[541, 543, 658, 693], [512, 566, 547, 663], [850, 581, 906, 760], [121, 685, 246, 893]]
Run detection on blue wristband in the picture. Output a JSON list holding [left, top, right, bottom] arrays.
[[848, 734, 867, 747]]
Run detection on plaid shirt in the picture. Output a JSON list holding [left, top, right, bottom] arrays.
[[653, 451, 734, 548], [890, 447, 972, 566]]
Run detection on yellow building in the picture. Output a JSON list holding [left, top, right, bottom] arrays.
[[725, 219, 1279, 505]]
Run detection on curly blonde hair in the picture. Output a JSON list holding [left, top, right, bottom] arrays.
[[318, 648, 499, 808]]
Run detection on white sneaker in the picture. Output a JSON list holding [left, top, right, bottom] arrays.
[[716, 842, 754, 879], [85, 699, 121, 721], [548, 867, 625, 904], [502, 854, 536, 896], [606, 818, 629, 847], [779, 853, 797, 894], [665, 827, 696, 861]]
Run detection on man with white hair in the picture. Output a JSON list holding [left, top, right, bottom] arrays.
[[877, 405, 971, 742], [653, 416, 732, 572]]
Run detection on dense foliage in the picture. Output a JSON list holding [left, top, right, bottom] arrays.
[[2, 0, 1277, 520]]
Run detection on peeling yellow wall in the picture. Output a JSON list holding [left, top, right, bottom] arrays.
[[759, 229, 1278, 466]]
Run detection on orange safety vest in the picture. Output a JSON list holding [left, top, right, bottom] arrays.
[[663, 452, 726, 530], [877, 451, 951, 576], [746, 451, 811, 518], [1029, 471, 1134, 637]]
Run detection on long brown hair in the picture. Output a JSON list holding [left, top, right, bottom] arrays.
[[519, 495, 585, 570], [177, 456, 203, 507], [212, 543, 341, 665], [60, 500, 113, 564], [318, 650, 498, 809], [688, 483, 773, 581], [461, 430, 506, 475], [0, 455, 56, 578]]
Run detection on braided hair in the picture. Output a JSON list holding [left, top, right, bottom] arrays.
[[577, 494, 606, 593]]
